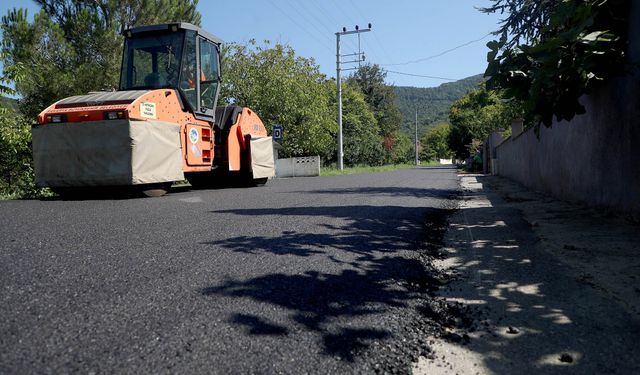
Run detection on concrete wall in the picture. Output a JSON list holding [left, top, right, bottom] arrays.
[[494, 1, 640, 215], [275, 156, 320, 178], [484, 130, 505, 175]]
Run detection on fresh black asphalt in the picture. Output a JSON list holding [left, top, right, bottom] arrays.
[[0, 166, 459, 374]]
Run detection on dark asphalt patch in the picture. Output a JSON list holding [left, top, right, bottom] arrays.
[[355, 201, 463, 373]]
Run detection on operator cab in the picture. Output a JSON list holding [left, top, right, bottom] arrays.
[[119, 23, 223, 120]]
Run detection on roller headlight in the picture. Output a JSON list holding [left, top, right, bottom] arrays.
[[46, 114, 67, 123], [104, 111, 125, 120]]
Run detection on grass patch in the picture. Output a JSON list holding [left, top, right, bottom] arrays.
[[320, 161, 440, 176]]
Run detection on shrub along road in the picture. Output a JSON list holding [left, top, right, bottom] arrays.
[[0, 166, 459, 373]]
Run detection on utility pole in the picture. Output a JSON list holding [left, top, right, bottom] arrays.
[[336, 33, 343, 170], [357, 32, 362, 68], [415, 108, 419, 166], [336, 24, 371, 170]]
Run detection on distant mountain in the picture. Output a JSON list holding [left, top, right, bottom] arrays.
[[395, 74, 484, 136], [0, 96, 18, 112]]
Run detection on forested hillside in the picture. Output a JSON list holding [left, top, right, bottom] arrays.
[[395, 74, 484, 136], [0, 96, 18, 112]]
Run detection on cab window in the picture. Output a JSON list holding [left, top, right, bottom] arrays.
[[199, 39, 219, 112], [120, 31, 184, 90], [180, 30, 198, 110]]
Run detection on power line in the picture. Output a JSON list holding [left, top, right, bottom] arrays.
[[266, 0, 334, 53], [308, 0, 342, 28], [340, 0, 392, 64], [286, 0, 334, 37], [306, 1, 359, 54], [297, 1, 361, 56], [382, 33, 493, 67], [327, 0, 360, 51], [341, 0, 395, 65], [328, 0, 356, 27], [343, 0, 388, 63], [385, 70, 458, 81]]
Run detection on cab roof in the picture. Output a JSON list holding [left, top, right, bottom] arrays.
[[122, 22, 223, 45]]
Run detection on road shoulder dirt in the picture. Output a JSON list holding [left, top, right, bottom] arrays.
[[413, 174, 640, 374]]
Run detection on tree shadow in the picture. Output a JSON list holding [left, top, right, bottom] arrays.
[[411, 166, 458, 170], [323, 328, 390, 362], [289, 186, 456, 199], [205, 205, 449, 261], [231, 314, 289, 336], [200, 202, 456, 365]]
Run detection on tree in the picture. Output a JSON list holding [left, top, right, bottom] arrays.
[[0, 111, 41, 198], [1, 1, 201, 119], [347, 64, 406, 163], [0, 53, 47, 198], [482, 0, 630, 128], [220, 41, 336, 159], [388, 131, 413, 164], [336, 83, 383, 166], [420, 123, 452, 162], [36, 0, 201, 33], [448, 87, 517, 159]]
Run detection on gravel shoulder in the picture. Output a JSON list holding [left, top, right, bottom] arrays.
[[413, 174, 640, 374]]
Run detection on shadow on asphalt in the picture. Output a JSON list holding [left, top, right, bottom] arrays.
[[231, 314, 289, 336], [410, 166, 458, 170], [200, 204, 455, 365], [289, 187, 455, 199]]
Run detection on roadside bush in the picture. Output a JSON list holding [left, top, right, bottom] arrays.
[[0, 111, 49, 199]]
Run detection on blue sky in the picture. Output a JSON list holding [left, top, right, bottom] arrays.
[[1, 0, 503, 88]]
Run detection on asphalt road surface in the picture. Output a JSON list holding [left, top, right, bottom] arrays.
[[0, 167, 459, 374]]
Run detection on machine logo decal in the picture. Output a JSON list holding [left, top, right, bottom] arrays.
[[140, 102, 156, 119], [189, 128, 199, 144]]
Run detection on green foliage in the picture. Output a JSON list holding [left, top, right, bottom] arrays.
[[482, 0, 630, 127], [36, 0, 201, 32], [0, 51, 47, 199], [220, 41, 336, 159], [335, 83, 383, 166], [0, 113, 47, 199], [0, 103, 52, 199], [448, 86, 519, 159], [420, 123, 452, 162], [394, 74, 484, 136], [1, 1, 201, 119], [347, 64, 410, 164], [0, 96, 18, 112], [321, 163, 418, 176], [385, 131, 414, 164], [346, 64, 401, 136]]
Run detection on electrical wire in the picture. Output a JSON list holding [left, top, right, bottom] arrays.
[[385, 70, 458, 81], [382, 33, 493, 67], [305, 1, 358, 54], [266, 0, 334, 53], [262, 1, 486, 83], [344, 0, 391, 65], [327, 0, 360, 51], [285, 0, 334, 39]]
